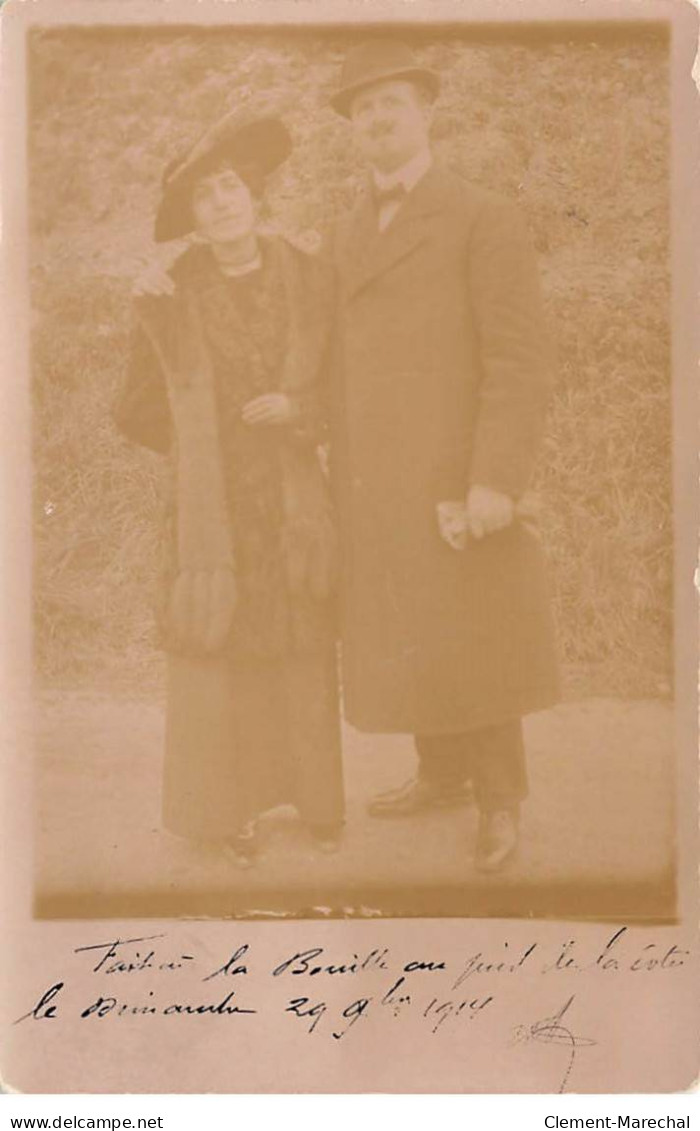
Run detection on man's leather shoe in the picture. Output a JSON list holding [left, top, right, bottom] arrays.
[[368, 777, 473, 818], [474, 809, 519, 872]]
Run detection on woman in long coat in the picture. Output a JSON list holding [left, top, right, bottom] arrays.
[[115, 111, 344, 863]]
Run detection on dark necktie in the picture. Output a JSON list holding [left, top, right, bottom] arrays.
[[374, 182, 407, 209]]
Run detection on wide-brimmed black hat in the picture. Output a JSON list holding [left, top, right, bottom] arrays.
[[154, 111, 292, 243], [330, 41, 439, 118]]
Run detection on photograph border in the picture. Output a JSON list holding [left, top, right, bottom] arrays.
[[1, 0, 697, 1095]]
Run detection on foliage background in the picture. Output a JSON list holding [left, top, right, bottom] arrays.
[[28, 24, 671, 698]]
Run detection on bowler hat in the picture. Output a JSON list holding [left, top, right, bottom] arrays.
[[154, 111, 292, 243], [330, 41, 439, 118]]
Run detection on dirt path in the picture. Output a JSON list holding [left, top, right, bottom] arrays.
[[35, 693, 675, 920]]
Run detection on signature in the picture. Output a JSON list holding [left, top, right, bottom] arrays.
[[513, 995, 597, 1093]]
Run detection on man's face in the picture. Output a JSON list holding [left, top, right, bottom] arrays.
[[348, 78, 432, 174], [191, 165, 256, 245]]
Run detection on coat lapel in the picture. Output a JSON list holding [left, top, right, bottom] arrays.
[[339, 164, 448, 300]]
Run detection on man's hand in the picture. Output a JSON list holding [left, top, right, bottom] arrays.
[[465, 484, 514, 540], [132, 262, 175, 298], [241, 393, 297, 427]]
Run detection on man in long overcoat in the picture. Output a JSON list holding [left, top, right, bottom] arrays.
[[327, 41, 560, 870]]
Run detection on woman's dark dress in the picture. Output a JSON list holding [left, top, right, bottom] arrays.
[[116, 242, 345, 840]]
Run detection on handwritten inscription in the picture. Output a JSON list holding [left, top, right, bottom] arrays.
[[13, 927, 692, 1093], [513, 994, 597, 1094], [272, 947, 389, 978]]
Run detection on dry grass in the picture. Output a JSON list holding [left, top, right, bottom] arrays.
[[28, 26, 672, 698]]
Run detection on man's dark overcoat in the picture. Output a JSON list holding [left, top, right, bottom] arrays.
[[330, 163, 560, 735]]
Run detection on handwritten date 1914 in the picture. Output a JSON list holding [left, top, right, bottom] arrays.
[[284, 975, 493, 1040]]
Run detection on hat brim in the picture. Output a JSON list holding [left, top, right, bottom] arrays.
[[330, 66, 439, 118], [154, 116, 291, 243]]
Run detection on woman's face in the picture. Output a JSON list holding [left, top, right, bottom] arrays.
[[191, 165, 257, 245]]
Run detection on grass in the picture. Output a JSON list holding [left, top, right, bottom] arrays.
[[28, 25, 672, 698]]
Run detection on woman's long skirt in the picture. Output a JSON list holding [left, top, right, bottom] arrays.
[[162, 639, 345, 841]]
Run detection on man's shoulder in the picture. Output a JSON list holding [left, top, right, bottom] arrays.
[[431, 165, 523, 227], [329, 165, 522, 231]]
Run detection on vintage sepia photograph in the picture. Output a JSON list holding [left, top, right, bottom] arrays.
[[25, 9, 686, 922]]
